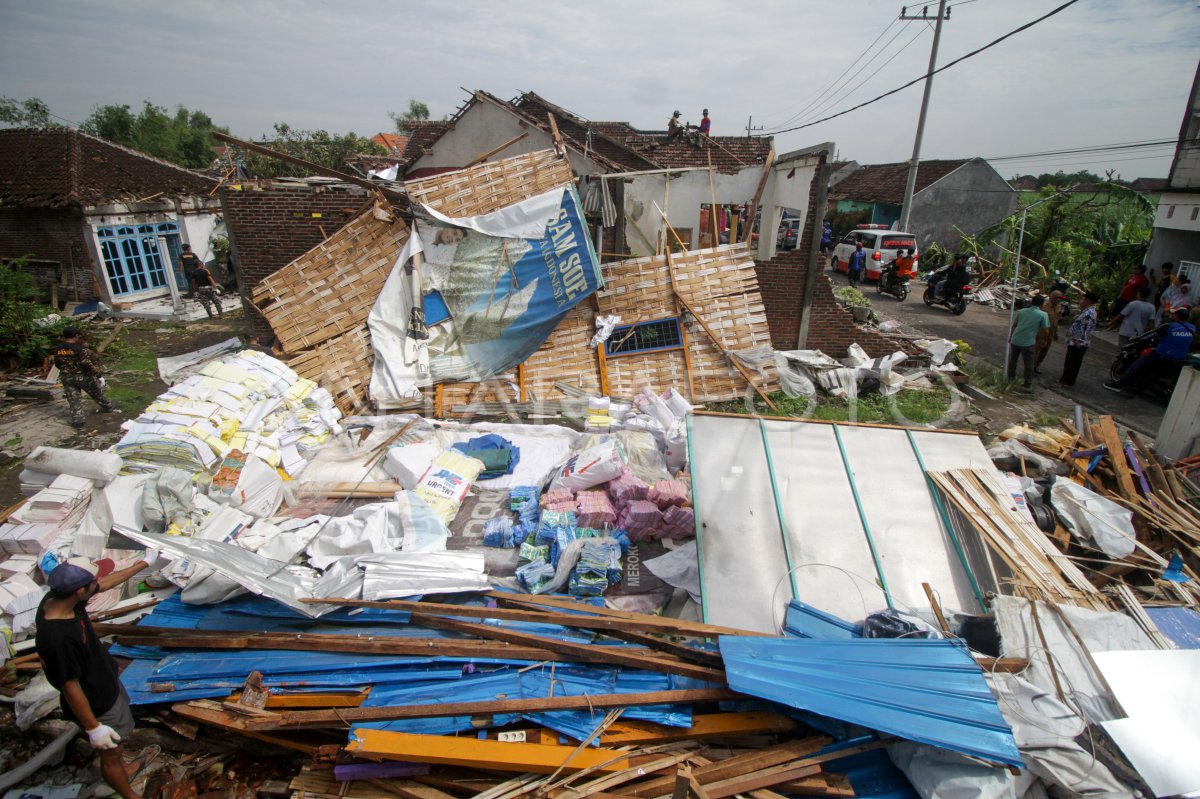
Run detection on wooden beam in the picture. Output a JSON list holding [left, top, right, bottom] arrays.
[[743, 146, 776, 245], [408, 613, 726, 683], [625, 738, 831, 798], [1097, 416, 1137, 502], [188, 688, 741, 731], [212, 131, 405, 204], [596, 342, 612, 397], [599, 712, 797, 745], [465, 132, 530, 168], [486, 592, 769, 638]]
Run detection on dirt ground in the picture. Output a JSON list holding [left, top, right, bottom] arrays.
[[0, 311, 251, 508]]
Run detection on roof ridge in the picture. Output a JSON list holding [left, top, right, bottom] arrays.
[[70, 127, 218, 185], [513, 91, 661, 171]]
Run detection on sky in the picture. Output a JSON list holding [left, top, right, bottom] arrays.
[[1, 0, 1197, 180]]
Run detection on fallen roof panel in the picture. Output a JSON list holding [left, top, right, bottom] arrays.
[[719, 636, 1022, 767]]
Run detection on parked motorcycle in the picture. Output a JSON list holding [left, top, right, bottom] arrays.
[[922, 265, 972, 315], [876, 262, 911, 301], [1109, 330, 1186, 404]]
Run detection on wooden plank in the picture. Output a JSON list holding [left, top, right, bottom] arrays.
[[301, 597, 740, 642], [466, 132, 531, 168], [1129, 430, 1172, 498], [346, 728, 656, 775], [206, 688, 742, 731], [599, 712, 797, 745], [487, 592, 769, 638], [1097, 416, 1137, 501], [408, 613, 726, 683], [699, 764, 823, 799], [625, 738, 830, 798]]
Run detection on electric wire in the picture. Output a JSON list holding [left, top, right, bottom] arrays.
[[760, 0, 1084, 137], [759, 18, 901, 131], [776, 22, 931, 133]]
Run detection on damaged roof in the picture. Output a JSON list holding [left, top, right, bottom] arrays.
[[828, 159, 972, 204], [0, 127, 218, 209]]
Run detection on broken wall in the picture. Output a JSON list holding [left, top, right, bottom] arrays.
[[623, 168, 763, 256], [0, 208, 94, 302]]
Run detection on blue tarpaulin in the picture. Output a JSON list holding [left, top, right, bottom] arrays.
[[1146, 606, 1200, 649], [719, 636, 1022, 767]]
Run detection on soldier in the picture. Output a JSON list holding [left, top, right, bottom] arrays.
[[52, 327, 118, 428], [179, 243, 203, 299], [191, 259, 224, 319]]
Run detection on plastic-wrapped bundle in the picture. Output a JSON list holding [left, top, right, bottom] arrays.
[[517, 559, 556, 593], [541, 487, 576, 508], [569, 572, 609, 596], [618, 500, 663, 540], [649, 479, 690, 509], [576, 490, 616, 529], [570, 538, 623, 596], [483, 516, 516, 548], [538, 510, 576, 533], [519, 541, 550, 563], [549, 525, 577, 567], [509, 485, 540, 511], [543, 499, 577, 514], [607, 469, 649, 509], [609, 529, 632, 553], [660, 505, 695, 539], [415, 450, 485, 524]]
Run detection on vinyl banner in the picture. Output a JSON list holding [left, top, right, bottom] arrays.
[[370, 186, 602, 404]]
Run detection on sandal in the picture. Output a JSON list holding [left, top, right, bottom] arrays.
[[125, 744, 162, 782]]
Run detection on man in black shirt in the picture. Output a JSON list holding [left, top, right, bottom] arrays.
[[180, 243, 203, 299], [36, 554, 161, 799]]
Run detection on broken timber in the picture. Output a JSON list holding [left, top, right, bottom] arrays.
[[175, 688, 741, 731]]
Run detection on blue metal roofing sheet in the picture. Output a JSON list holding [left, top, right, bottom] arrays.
[[1145, 607, 1200, 650], [783, 599, 864, 639], [719, 636, 1022, 766]]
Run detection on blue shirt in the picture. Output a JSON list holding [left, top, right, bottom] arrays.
[[848, 250, 866, 272], [1156, 321, 1196, 360]]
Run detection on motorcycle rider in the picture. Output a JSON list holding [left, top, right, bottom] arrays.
[[1104, 308, 1196, 392], [881, 249, 915, 293], [934, 254, 970, 300]]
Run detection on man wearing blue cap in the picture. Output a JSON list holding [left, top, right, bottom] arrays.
[[36, 552, 162, 799]]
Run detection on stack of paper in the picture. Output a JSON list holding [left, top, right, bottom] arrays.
[[14, 475, 93, 523]]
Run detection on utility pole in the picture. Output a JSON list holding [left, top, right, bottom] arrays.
[[897, 1, 950, 233], [745, 116, 764, 138]]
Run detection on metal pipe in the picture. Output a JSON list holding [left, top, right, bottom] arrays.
[[832, 425, 894, 608]]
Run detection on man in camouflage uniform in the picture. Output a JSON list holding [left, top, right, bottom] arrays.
[[190, 259, 223, 319], [180, 243, 204, 299], [52, 328, 118, 428]]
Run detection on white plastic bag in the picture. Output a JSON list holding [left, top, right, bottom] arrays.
[[550, 440, 626, 491]]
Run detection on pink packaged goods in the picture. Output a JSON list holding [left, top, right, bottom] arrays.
[[607, 469, 649, 509], [576, 490, 617, 528], [541, 487, 575, 508], [649, 479, 690, 509], [660, 505, 695, 539], [618, 499, 663, 541]]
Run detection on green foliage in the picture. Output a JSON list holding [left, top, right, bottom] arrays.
[[708, 386, 953, 425], [81, 101, 227, 169], [390, 99, 430, 134], [835, 286, 871, 308], [1028, 170, 1105, 190], [0, 258, 69, 369], [242, 123, 385, 178], [0, 96, 55, 128]]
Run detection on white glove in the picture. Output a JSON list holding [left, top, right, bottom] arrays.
[[86, 723, 121, 750], [98, 377, 106, 388], [140, 548, 166, 570]]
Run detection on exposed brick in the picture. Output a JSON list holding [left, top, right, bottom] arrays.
[[0, 208, 96, 301]]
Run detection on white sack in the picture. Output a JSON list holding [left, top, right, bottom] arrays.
[[1050, 479, 1136, 559], [24, 447, 121, 484]]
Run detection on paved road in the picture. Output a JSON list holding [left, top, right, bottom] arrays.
[[828, 269, 1167, 435]]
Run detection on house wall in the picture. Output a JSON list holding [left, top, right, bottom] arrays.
[[754, 248, 904, 356], [219, 182, 368, 338], [0, 208, 96, 303], [912, 160, 1016, 249], [410, 101, 607, 177], [623, 167, 763, 255], [757, 155, 820, 262], [1144, 202, 1200, 285]]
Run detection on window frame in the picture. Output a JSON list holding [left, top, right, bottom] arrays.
[[605, 317, 685, 357]]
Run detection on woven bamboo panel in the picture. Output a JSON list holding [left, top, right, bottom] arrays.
[[286, 324, 373, 413], [252, 204, 410, 352], [405, 149, 573, 216]]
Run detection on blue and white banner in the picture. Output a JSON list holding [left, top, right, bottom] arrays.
[[370, 186, 602, 404]]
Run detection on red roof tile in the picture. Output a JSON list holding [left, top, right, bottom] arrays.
[[828, 159, 970, 204], [371, 132, 409, 157], [395, 121, 452, 171], [0, 128, 217, 209]]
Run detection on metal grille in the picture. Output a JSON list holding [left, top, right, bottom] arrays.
[[606, 318, 683, 356]]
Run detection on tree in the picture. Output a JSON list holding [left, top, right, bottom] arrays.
[[390, 99, 430, 134], [240, 123, 385, 179], [81, 101, 227, 169], [0, 96, 55, 128]]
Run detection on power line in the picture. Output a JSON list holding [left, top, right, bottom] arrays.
[[986, 139, 1179, 162], [761, 19, 903, 131], [775, 23, 930, 133], [760, 0, 1083, 137]]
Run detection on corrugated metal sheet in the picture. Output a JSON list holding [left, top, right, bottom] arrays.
[[783, 599, 863, 639], [1145, 607, 1200, 650], [719, 636, 1022, 767]]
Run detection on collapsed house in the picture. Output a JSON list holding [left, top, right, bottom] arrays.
[[4, 123, 1199, 799], [0, 128, 222, 312]]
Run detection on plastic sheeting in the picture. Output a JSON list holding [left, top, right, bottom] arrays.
[[1049, 479, 1136, 559], [156, 338, 244, 385], [643, 540, 701, 603]]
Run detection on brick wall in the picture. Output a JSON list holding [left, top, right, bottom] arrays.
[[0, 208, 97, 303], [219, 182, 368, 337], [755, 249, 902, 356]]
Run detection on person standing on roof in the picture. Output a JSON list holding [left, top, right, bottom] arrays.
[[36, 554, 166, 799], [847, 241, 866, 287], [667, 110, 684, 141], [179, 243, 204, 299], [698, 109, 711, 136], [52, 327, 118, 428]]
